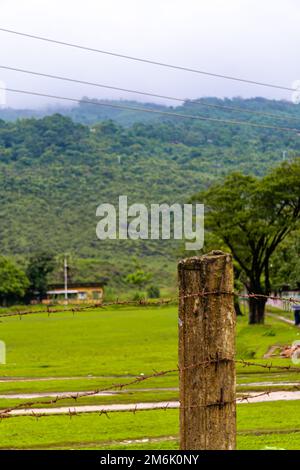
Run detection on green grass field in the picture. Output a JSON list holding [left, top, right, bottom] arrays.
[[1, 401, 300, 450], [0, 303, 299, 449], [0, 304, 178, 377]]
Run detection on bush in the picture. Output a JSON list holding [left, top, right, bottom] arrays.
[[132, 291, 146, 301], [147, 285, 160, 299], [103, 287, 117, 302]]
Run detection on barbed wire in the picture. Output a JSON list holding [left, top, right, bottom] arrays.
[[0, 298, 174, 319], [236, 359, 300, 372], [0, 367, 178, 418], [0, 291, 299, 319], [1, 290, 300, 420], [1, 357, 300, 419], [0, 358, 230, 418], [2, 385, 300, 420]]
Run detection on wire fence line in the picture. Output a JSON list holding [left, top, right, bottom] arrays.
[[0, 359, 227, 417], [0, 291, 299, 319], [0, 366, 178, 419], [1, 385, 300, 421], [0, 289, 299, 420], [1, 359, 300, 420]]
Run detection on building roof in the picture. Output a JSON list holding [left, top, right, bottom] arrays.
[[48, 282, 104, 290], [47, 289, 79, 295]]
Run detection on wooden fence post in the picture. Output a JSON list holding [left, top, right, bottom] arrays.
[[178, 251, 236, 450]]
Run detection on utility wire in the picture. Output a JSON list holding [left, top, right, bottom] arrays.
[[0, 27, 297, 93], [1, 86, 300, 134], [1, 64, 300, 123]]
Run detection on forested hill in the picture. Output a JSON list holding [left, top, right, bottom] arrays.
[[2, 96, 300, 127], [0, 99, 166, 126], [0, 97, 299, 285]]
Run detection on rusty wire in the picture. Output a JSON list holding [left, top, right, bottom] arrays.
[[0, 291, 299, 320], [0, 359, 230, 418], [2, 386, 300, 420], [0, 290, 299, 420], [1, 357, 300, 420]]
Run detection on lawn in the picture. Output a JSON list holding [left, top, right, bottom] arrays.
[[0, 303, 300, 449], [1, 401, 300, 450], [0, 304, 178, 378], [0, 304, 299, 379]]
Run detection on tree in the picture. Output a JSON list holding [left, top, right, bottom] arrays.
[[26, 252, 56, 301], [233, 263, 244, 317], [124, 270, 152, 291], [269, 229, 300, 290], [192, 159, 300, 324], [0, 257, 29, 305]]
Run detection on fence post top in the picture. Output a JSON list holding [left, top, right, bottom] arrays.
[[178, 251, 232, 270]]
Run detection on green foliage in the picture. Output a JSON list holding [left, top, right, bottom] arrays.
[[193, 159, 300, 323], [270, 229, 300, 289], [26, 252, 56, 299], [147, 285, 160, 298], [132, 291, 146, 301], [124, 270, 152, 290], [0, 256, 29, 305], [0, 98, 300, 289]]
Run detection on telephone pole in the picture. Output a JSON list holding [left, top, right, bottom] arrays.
[[64, 255, 68, 304]]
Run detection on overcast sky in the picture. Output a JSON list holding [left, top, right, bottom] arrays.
[[1, 0, 300, 109]]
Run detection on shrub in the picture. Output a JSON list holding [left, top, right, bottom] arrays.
[[132, 291, 146, 301], [147, 285, 160, 299]]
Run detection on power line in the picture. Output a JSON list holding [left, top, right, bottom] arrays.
[[1, 64, 300, 123], [1, 86, 300, 134], [0, 26, 297, 93]]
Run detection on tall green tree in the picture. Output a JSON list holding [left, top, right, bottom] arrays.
[[26, 252, 56, 300], [192, 159, 300, 324], [0, 257, 29, 305]]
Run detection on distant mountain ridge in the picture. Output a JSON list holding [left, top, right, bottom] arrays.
[[1, 96, 300, 127], [0, 98, 167, 125]]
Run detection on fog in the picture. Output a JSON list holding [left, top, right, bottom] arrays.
[[1, 0, 300, 108]]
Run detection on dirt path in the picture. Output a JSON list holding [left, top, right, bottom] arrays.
[[5, 401, 179, 416], [237, 390, 300, 403], [266, 312, 295, 326], [4, 390, 300, 416]]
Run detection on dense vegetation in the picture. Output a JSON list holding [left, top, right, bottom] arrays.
[[193, 161, 300, 323], [0, 96, 299, 291]]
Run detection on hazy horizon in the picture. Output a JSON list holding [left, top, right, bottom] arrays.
[[1, 94, 298, 113], [1, 0, 300, 109]]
